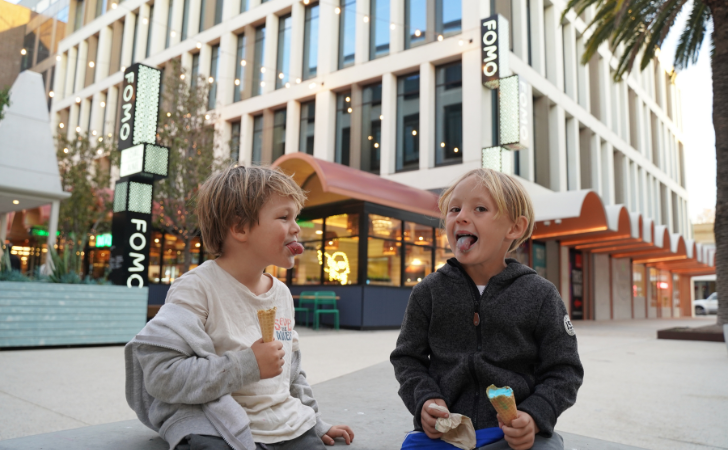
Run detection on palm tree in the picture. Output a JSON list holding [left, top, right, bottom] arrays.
[[561, 0, 726, 326]]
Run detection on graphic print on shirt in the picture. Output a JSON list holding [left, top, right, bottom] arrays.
[[275, 317, 293, 341]]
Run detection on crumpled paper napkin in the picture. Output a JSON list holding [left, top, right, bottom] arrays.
[[428, 403, 476, 450]]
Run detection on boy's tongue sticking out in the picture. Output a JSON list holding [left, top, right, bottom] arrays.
[[456, 234, 477, 253], [286, 241, 304, 255]]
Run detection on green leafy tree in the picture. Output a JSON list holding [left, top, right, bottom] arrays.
[[55, 131, 118, 277], [0, 87, 10, 121], [154, 59, 229, 273], [562, 0, 726, 325]]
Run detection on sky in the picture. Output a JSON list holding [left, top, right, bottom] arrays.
[[8, 0, 715, 221]]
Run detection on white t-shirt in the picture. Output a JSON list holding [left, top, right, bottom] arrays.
[[477, 285, 487, 295], [165, 260, 316, 444]]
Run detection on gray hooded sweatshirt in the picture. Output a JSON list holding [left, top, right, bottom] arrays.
[[390, 258, 584, 436], [125, 303, 331, 450]]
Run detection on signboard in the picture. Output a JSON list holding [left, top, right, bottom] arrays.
[[109, 211, 152, 287], [119, 143, 170, 178], [482, 146, 512, 173], [118, 64, 162, 151], [481, 14, 509, 89], [498, 75, 532, 151]]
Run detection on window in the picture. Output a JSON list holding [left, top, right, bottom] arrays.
[[240, 0, 247, 13], [145, 5, 154, 58], [37, 20, 53, 64], [335, 92, 352, 166], [367, 214, 401, 286], [276, 14, 292, 89], [21, 32, 35, 70], [55, 7, 69, 54], [253, 25, 266, 97], [252, 114, 263, 164], [338, 0, 356, 69], [233, 34, 246, 102], [131, 13, 138, 63], [292, 218, 323, 285], [435, 62, 462, 166], [322, 214, 359, 285], [302, 4, 319, 80], [214, 0, 223, 25], [361, 83, 382, 173], [208, 44, 220, 110], [181, 0, 190, 41], [396, 73, 420, 171], [437, 0, 462, 37], [165, 2, 174, 48], [74, 0, 85, 32], [405, 0, 426, 49], [230, 121, 241, 162], [405, 0, 461, 49], [404, 244, 432, 286], [95, 0, 106, 18], [272, 109, 287, 161], [299, 100, 315, 155], [369, 0, 390, 59], [191, 53, 200, 87]]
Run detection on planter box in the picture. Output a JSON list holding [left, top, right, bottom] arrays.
[[0, 282, 148, 348]]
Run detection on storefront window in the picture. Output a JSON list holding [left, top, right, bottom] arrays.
[[509, 239, 530, 267], [160, 234, 202, 283], [404, 221, 433, 245], [369, 214, 401, 240], [368, 239, 401, 286], [292, 241, 322, 284], [404, 244, 431, 286], [297, 217, 323, 241], [659, 270, 671, 309], [148, 231, 163, 282], [326, 213, 358, 238], [434, 247, 452, 271], [86, 247, 111, 279], [335, 92, 352, 166], [265, 265, 288, 283], [323, 237, 358, 285], [633, 264, 645, 298], [649, 268, 658, 309]]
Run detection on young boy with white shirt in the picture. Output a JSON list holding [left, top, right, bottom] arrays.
[[125, 165, 353, 450]]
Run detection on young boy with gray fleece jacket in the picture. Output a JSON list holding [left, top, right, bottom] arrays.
[[391, 169, 584, 450]]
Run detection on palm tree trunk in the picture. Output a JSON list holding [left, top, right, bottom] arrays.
[[711, 2, 728, 326]]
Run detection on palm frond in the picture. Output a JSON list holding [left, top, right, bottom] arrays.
[[674, 0, 710, 70]]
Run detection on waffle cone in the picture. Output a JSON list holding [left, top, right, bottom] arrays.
[[257, 307, 277, 343], [486, 385, 518, 427]]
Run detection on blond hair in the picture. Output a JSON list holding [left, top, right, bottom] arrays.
[[437, 169, 535, 252], [196, 165, 307, 257]]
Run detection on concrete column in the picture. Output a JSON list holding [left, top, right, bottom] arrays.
[[576, 37, 589, 111], [529, 0, 546, 77], [462, 0, 489, 31], [317, 0, 338, 77], [121, 13, 135, 68], [511, 0, 529, 62], [285, 99, 301, 154], [47, 200, 60, 252], [187, 0, 202, 42], [170, 0, 184, 46], [74, 40, 88, 94], [620, 81, 630, 143], [241, 113, 254, 165], [462, 47, 493, 166], [565, 116, 580, 190], [65, 47, 78, 99], [79, 98, 91, 133], [562, 21, 577, 101], [95, 26, 113, 83], [349, 84, 363, 170], [90, 92, 104, 136], [263, 14, 278, 95], [548, 104, 567, 192], [0, 213, 7, 250], [379, 72, 396, 175], [355, 0, 370, 65], [544, 5, 564, 91], [104, 86, 118, 139], [419, 62, 435, 170], [67, 103, 79, 140], [151, 0, 170, 55], [54, 54, 67, 99], [135, 3, 151, 62], [313, 89, 336, 161], [217, 32, 236, 106], [584, 131, 601, 195], [597, 55, 612, 130], [222, 0, 237, 25], [390, 0, 404, 55], [289, 1, 305, 83], [601, 141, 615, 205]]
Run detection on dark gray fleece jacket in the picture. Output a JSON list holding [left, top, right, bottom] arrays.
[[390, 258, 583, 436]]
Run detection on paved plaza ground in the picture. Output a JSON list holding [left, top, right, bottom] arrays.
[[0, 317, 726, 450]]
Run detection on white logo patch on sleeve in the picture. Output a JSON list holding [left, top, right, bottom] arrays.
[[563, 315, 575, 336]]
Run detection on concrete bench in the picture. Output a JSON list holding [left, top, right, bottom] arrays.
[[0, 362, 645, 450]]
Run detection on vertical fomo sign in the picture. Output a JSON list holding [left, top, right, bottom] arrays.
[[110, 64, 169, 288], [481, 14, 509, 89]]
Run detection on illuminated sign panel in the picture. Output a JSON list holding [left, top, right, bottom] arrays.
[[120, 143, 170, 178], [481, 14, 509, 89], [482, 146, 513, 173], [498, 75, 532, 151], [118, 64, 162, 151]]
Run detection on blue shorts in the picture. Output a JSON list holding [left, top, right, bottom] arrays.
[[401, 427, 504, 450]]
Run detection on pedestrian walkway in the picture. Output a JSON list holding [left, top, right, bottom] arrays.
[[0, 318, 725, 450]]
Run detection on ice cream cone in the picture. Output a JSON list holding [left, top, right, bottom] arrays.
[[486, 385, 518, 427], [257, 307, 277, 343]]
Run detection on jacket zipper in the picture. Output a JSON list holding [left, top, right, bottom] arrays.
[[460, 268, 487, 430]]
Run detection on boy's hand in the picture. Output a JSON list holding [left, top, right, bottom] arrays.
[[251, 338, 285, 379], [421, 399, 449, 439], [322, 425, 354, 445], [498, 410, 540, 450]]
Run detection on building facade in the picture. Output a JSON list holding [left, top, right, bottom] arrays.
[[49, 0, 710, 321]]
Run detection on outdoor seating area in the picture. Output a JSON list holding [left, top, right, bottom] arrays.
[[294, 291, 341, 330]]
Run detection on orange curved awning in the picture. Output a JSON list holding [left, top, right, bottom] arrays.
[[559, 205, 636, 249], [531, 190, 608, 240], [271, 153, 441, 218]]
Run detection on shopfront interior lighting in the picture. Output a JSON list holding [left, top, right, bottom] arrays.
[[196, 243, 201, 248], [315, 230, 323, 235]]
